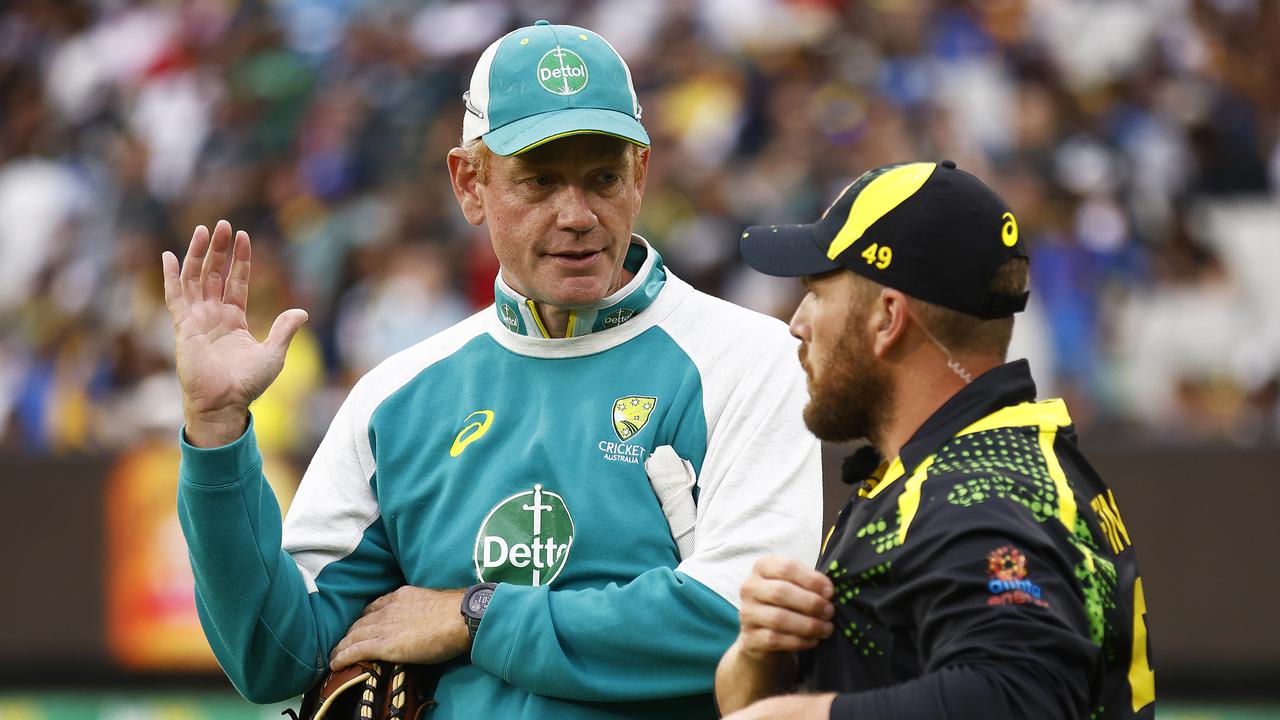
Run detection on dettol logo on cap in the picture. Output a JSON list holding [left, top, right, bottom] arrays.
[[537, 47, 589, 96], [474, 484, 575, 586]]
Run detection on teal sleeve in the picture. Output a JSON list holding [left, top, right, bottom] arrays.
[[177, 417, 399, 703], [470, 569, 738, 701]]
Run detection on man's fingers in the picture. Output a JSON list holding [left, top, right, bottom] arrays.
[[330, 638, 381, 672], [223, 231, 252, 312], [743, 577, 834, 620], [162, 251, 185, 313], [329, 618, 377, 663], [741, 627, 823, 655], [741, 602, 833, 641], [264, 308, 309, 355], [180, 225, 210, 299], [200, 220, 234, 302], [361, 592, 394, 617], [752, 555, 834, 598]]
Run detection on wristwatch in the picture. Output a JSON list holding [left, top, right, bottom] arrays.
[[460, 582, 497, 641]]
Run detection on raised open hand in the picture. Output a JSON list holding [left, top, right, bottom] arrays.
[[162, 220, 308, 447]]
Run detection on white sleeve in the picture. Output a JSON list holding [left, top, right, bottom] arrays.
[[662, 296, 823, 607]]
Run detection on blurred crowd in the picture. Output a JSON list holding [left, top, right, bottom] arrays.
[[3, 0, 1280, 459]]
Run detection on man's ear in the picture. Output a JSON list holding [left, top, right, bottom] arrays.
[[871, 289, 911, 359], [447, 147, 485, 226], [631, 147, 650, 218]]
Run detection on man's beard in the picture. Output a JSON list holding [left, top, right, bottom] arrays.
[[800, 310, 894, 446]]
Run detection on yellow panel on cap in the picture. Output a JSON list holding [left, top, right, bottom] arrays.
[[827, 162, 936, 260]]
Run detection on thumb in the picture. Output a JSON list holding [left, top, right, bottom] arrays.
[[265, 308, 309, 355]]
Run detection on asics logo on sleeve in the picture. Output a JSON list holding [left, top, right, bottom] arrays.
[[451, 410, 495, 457]]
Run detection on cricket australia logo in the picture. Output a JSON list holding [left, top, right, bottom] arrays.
[[613, 396, 656, 441], [474, 484, 574, 586], [599, 395, 657, 464], [537, 47, 589, 96]]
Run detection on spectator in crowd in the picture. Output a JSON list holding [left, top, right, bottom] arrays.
[[3, 0, 1280, 456]]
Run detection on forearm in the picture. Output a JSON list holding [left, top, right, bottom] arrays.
[[714, 639, 799, 714], [471, 569, 737, 701], [828, 663, 1086, 720], [178, 418, 324, 701]]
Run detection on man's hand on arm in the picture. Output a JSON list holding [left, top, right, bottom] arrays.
[[329, 587, 471, 671], [715, 556, 835, 714]]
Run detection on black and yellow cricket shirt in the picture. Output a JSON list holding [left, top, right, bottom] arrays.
[[799, 360, 1155, 719]]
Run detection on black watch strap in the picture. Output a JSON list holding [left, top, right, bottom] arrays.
[[460, 582, 497, 641]]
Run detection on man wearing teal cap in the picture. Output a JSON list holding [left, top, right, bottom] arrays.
[[165, 20, 821, 719]]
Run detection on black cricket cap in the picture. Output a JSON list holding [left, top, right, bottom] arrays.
[[740, 160, 1029, 319]]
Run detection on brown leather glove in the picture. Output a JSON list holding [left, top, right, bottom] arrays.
[[282, 662, 439, 720]]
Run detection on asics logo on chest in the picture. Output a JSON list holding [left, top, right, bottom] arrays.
[[451, 410, 494, 457]]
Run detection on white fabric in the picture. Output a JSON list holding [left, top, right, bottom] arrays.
[[285, 268, 822, 609], [462, 34, 504, 142], [283, 311, 491, 592], [658, 289, 823, 607], [644, 446, 698, 561]]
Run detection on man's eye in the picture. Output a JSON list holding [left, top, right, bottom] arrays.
[[534, 176, 554, 186]]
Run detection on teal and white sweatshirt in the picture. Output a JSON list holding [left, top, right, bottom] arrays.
[[177, 240, 822, 718]]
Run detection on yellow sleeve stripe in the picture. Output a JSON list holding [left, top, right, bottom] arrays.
[[893, 398, 1078, 543], [1039, 424, 1078, 533], [895, 457, 937, 545], [956, 399, 1072, 437]]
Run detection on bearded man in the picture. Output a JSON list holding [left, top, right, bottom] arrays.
[[715, 161, 1156, 720]]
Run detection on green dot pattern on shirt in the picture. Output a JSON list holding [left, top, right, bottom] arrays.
[[936, 427, 1059, 524]]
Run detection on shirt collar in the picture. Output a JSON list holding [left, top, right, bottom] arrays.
[[493, 236, 666, 339], [897, 359, 1039, 473]]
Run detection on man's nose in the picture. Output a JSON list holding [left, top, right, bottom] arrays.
[[789, 293, 814, 342], [557, 186, 598, 233]]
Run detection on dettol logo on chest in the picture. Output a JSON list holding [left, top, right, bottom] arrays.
[[474, 484, 575, 586]]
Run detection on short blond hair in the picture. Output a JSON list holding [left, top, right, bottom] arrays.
[[907, 259, 1029, 359], [463, 137, 493, 184]]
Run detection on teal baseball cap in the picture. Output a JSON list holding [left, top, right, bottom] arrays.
[[462, 20, 650, 156]]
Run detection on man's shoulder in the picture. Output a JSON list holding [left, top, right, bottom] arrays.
[[909, 425, 1072, 536], [656, 276, 798, 363], [347, 308, 492, 409]]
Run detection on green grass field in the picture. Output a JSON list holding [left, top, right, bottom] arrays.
[[1, 694, 1278, 719]]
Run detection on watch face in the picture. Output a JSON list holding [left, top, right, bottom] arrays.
[[466, 587, 494, 616]]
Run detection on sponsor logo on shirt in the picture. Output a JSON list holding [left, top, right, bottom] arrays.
[[450, 410, 494, 457], [613, 396, 656, 441], [602, 308, 634, 328], [474, 484, 574, 586], [499, 304, 520, 333], [599, 396, 657, 464], [986, 545, 1050, 608]]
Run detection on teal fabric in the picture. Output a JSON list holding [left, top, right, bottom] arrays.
[[493, 242, 664, 338], [178, 322, 741, 717], [178, 417, 326, 698], [484, 107, 649, 156], [482, 23, 647, 154]]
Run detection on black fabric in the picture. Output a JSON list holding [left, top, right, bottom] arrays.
[[799, 361, 1155, 720], [739, 161, 1029, 318]]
